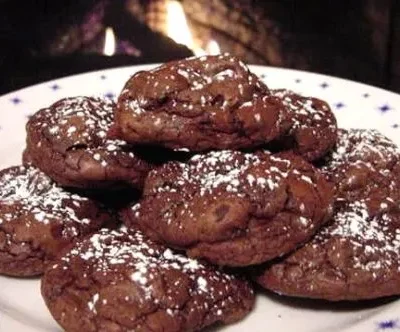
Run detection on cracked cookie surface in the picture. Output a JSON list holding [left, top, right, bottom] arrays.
[[41, 228, 254, 332], [113, 54, 291, 152], [0, 166, 111, 276], [122, 150, 334, 267], [254, 129, 400, 300], [255, 195, 400, 301], [26, 96, 152, 190], [269, 89, 337, 161], [321, 129, 400, 201]]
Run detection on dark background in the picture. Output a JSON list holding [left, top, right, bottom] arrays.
[[1, 0, 400, 94]]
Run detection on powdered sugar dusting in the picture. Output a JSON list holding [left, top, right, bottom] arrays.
[[271, 89, 335, 132], [151, 150, 298, 198], [316, 199, 400, 272], [323, 129, 400, 171], [121, 54, 268, 117], [141, 150, 323, 232], [0, 166, 90, 227], [55, 228, 252, 316], [29, 96, 140, 168]]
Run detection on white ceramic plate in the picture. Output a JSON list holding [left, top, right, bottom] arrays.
[[0, 64, 399, 332]]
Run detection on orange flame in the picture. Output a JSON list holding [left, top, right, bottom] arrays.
[[166, 1, 220, 56]]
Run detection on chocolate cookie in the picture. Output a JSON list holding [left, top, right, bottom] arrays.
[[322, 129, 400, 201], [0, 166, 111, 277], [270, 89, 337, 161], [26, 96, 152, 189], [254, 128, 400, 300], [255, 195, 400, 301], [123, 150, 334, 266], [322, 128, 400, 172], [113, 54, 291, 151], [41, 228, 255, 332]]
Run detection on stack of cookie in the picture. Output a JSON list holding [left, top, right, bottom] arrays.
[[1, 54, 399, 331], [255, 129, 400, 300]]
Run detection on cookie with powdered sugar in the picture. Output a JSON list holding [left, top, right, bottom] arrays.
[[270, 89, 337, 161], [322, 129, 400, 201], [113, 54, 292, 152], [323, 129, 399, 170], [41, 228, 254, 332], [254, 195, 400, 301], [122, 150, 334, 267], [26, 96, 153, 190], [0, 166, 111, 277]]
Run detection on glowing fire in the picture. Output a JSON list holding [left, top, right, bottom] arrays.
[[103, 27, 116, 56], [166, 0, 220, 56], [206, 39, 221, 55], [166, 1, 195, 51]]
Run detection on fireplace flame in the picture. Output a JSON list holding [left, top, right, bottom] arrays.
[[166, 1, 195, 50], [206, 39, 220, 55], [104, 27, 116, 56], [166, 1, 220, 56]]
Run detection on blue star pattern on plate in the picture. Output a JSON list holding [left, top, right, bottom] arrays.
[[335, 102, 345, 109], [104, 92, 116, 100], [320, 82, 329, 89], [379, 104, 391, 113], [100, 75, 107, 80], [393, 124, 399, 129], [10, 97, 21, 105], [376, 319, 400, 331], [363, 93, 370, 98], [295, 78, 302, 83], [50, 84, 60, 91]]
